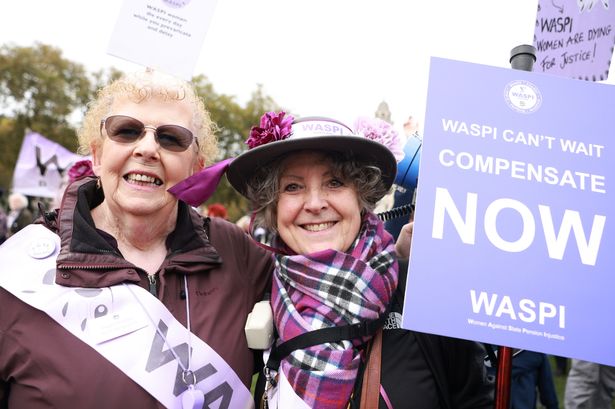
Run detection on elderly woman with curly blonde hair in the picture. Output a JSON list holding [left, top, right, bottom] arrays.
[[224, 112, 493, 409], [0, 70, 274, 409]]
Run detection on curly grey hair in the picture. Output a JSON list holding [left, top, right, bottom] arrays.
[[246, 150, 388, 233]]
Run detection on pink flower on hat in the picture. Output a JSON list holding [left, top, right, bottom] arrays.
[[68, 159, 95, 183], [246, 111, 294, 149], [354, 116, 405, 162]]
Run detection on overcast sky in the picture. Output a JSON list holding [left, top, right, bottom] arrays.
[[3, 0, 614, 135]]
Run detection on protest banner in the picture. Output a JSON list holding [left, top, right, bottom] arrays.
[[533, 0, 615, 80], [107, 0, 219, 80], [12, 132, 86, 198], [403, 57, 613, 366]]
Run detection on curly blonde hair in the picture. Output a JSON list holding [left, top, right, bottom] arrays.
[[77, 70, 218, 165]]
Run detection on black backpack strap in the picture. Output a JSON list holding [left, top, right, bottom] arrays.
[[266, 307, 389, 373]]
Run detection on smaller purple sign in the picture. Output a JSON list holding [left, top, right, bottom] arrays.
[[533, 0, 615, 81]]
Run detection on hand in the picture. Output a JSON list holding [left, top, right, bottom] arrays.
[[395, 219, 414, 259]]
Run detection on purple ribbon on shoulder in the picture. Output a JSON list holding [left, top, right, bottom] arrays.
[[167, 158, 233, 207]]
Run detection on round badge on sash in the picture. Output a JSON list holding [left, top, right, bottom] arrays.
[[27, 237, 57, 259]]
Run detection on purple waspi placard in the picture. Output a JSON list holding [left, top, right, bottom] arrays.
[[533, 0, 615, 81], [402, 57, 614, 366]]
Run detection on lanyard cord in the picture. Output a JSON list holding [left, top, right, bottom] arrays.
[[123, 276, 193, 382], [183, 275, 193, 371]]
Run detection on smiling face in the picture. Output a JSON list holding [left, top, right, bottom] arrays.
[[276, 151, 362, 254], [91, 96, 202, 218]]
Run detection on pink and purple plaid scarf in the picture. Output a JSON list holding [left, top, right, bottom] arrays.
[[271, 212, 398, 409]]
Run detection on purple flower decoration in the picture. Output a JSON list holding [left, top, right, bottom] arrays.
[[246, 111, 294, 149], [68, 159, 95, 183], [354, 116, 405, 162]]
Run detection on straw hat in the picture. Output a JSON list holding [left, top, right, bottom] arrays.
[[227, 113, 398, 197]]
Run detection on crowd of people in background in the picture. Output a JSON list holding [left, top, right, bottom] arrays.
[[0, 189, 34, 244]]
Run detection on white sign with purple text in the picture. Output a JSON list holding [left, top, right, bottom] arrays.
[[107, 0, 219, 80], [402, 57, 613, 366]]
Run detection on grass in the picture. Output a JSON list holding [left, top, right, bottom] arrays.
[[251, 374, 258, 395]]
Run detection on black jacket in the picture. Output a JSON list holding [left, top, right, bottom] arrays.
[[351, 259, 494, 409]]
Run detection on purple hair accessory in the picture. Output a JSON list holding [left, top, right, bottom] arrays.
[[168, 158, 233, 207], [354, 116, 405, 162], [245, 111, 294, 149], [68, 159, 96, 183]]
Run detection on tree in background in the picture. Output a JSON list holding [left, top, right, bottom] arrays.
[[0, 43, 97, 190], [0, 43, 285, 221], [193, 77, 284, 220]]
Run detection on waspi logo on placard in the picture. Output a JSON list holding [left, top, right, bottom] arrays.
[[504, 80, 543, 113]]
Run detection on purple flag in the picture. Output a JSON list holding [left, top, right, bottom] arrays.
[[12, 132, 87, 198]]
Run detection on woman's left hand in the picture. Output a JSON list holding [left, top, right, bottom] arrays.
[[395, 220, 414, 259]]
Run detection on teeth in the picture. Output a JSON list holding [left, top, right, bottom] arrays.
[[303, 222, 334, 232], [126, 173, 162, 186]]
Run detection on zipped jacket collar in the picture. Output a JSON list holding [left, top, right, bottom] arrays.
[[52, 177, 222, 288]]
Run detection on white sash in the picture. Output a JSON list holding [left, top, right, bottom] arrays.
[[0, 225, 253, 409]]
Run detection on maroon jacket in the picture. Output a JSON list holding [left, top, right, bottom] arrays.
[[0, 178, 274, 408]]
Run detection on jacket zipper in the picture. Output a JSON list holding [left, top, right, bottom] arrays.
[[57, 264, 134, 270], [57, 263, 153, 294], [148, 273, 158, 296]]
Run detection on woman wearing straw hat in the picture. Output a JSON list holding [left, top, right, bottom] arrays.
[[226, 112, 493, 409]]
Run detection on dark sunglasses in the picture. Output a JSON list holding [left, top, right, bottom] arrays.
[[100, 115, 196, 152]]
